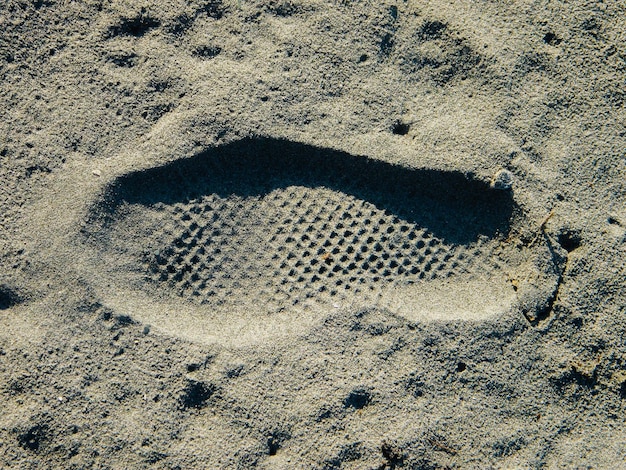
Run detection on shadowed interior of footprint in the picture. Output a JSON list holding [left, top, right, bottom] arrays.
[[82, 138, 520, 343], [97, 138, 514, 245]]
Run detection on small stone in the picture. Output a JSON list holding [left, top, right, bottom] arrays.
[[490, 169, 513, 190], [92, 169, 101, 177]]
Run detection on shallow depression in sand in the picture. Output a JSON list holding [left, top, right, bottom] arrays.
[[80, 138, 527, 345]]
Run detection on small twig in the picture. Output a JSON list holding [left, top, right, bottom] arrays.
[[529, 209, 554, 247], [427, 438, 458, 455], [538, 209, 555, 232]]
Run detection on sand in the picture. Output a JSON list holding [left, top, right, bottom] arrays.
[[1, 0, 625, 468]]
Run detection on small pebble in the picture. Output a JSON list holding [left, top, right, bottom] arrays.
[[92, 169, 101, 177], [490, 169, 513, 190]]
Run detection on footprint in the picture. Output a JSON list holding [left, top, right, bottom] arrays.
[[78, 138, 559, 345]]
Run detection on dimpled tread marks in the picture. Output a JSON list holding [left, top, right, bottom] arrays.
[[82, 138, 519, 343], [138, 186, 501, 312]]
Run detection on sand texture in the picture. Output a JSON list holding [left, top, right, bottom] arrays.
[[1, 0, 625, 468]]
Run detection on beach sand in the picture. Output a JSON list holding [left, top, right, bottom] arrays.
[[1, 0, 625, 467]]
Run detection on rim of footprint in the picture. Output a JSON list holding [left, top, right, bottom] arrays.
[[80, 138, 563, 345]]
